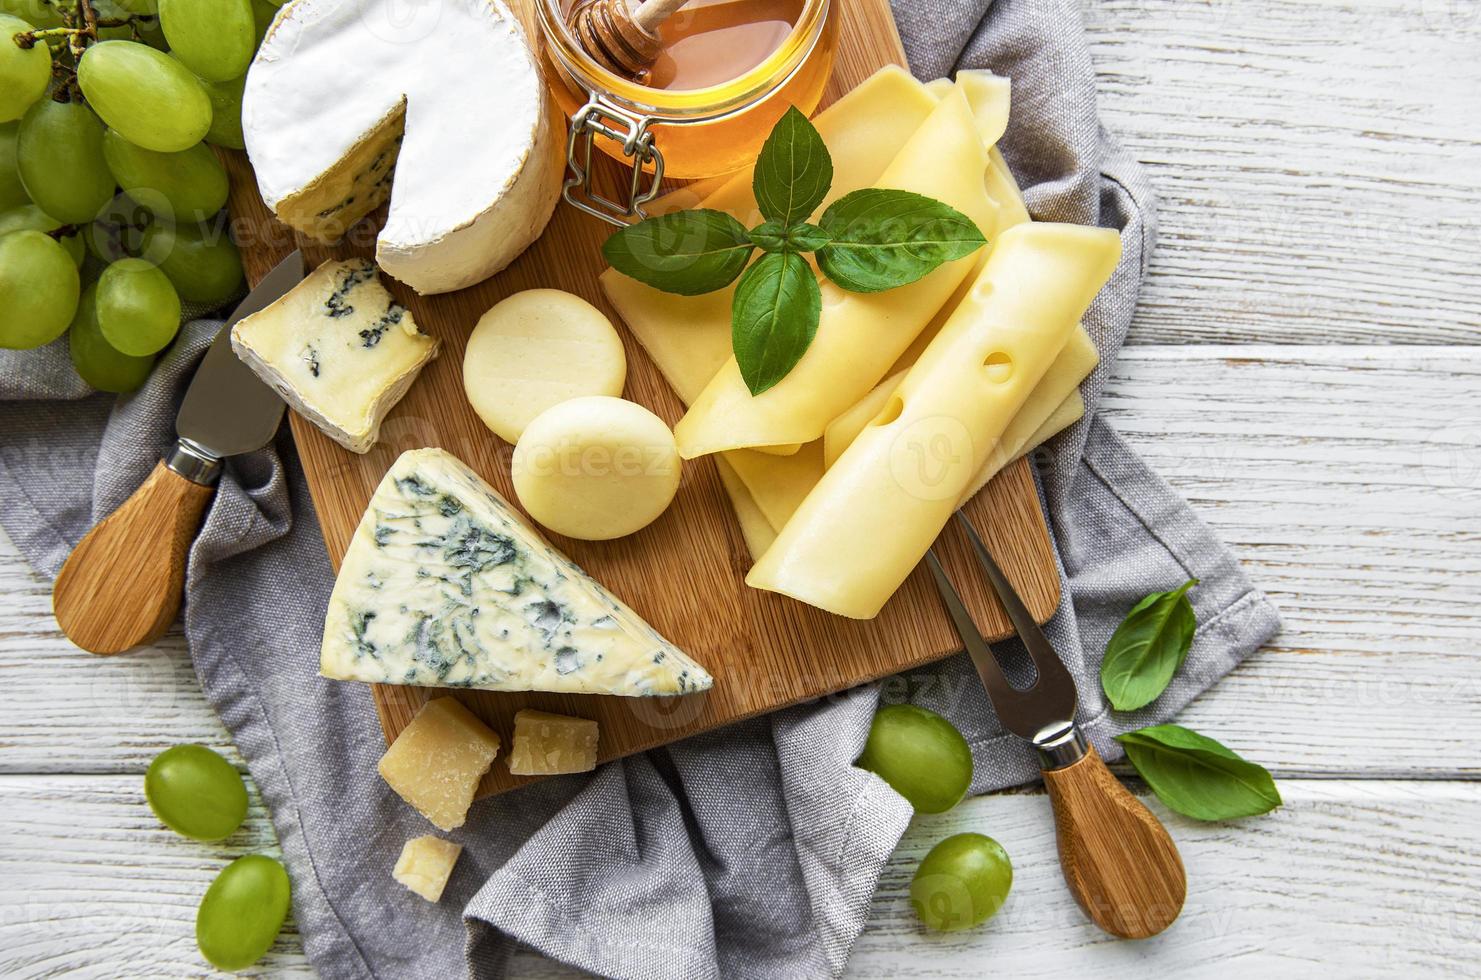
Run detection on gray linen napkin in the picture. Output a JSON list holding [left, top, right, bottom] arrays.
[[0, 0, 1279, 976]]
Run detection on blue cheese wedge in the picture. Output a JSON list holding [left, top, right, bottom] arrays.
[[320, 447, 713, 696], [231, 259, 439, 454]]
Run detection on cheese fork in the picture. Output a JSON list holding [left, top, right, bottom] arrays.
[[925, 512, 1186, 939]]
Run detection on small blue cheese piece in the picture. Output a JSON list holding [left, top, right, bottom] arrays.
[[230, 258, 439, 453], [320, 447, 714, 696]]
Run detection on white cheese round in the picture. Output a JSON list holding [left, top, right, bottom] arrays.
[[512, 396, 682, 541], [242, 0, 561, 295], [463, 289, 627, 444]]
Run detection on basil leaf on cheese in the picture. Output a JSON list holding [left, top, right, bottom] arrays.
[[1115, 724, 1282, 821], [731, 250, 820, 396], [752, 105, 833, 229], [602, 209, 754, 296], [1099, 579, 1198, 712], [816, 189, 987, 293]]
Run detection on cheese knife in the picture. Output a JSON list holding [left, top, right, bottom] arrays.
[[52, 250, 306, 655], [926, 512, 1186, 939]]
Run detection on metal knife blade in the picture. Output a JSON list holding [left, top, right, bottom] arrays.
[[176, 250, 305, 460]]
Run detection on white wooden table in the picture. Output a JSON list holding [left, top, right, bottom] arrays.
[[4, 0, 1479, 975]]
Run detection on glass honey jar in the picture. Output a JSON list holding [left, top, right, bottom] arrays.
[[536, 0, 840, 224]]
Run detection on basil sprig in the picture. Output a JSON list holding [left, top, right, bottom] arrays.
[[602, 106, 988, 395], [1099, 579, 1198, 711], [1115, 725, 1282, 821]]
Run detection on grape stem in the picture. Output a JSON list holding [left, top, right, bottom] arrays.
[[13, 26, 85, 48]]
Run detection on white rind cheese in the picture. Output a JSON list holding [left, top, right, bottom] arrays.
[[231, 259, 438, 454], [242, 0, 561, 295], [320, 447, 713, 695]]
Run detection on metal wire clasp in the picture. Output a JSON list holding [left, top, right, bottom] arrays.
[[563, 96, 665, 226]]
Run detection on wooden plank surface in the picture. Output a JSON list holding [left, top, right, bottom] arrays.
[[220, 0, 1061, 797], [4, 0, 1481, 974]]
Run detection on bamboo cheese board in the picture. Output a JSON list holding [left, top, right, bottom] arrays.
[[222, 0, 1062, 796]]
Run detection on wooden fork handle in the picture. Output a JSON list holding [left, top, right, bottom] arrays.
[[52, 459, 215, 655], [1042, 742, 1187, 939]]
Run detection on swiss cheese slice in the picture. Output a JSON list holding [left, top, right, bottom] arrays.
[[320, 447, 712, 695], [243, 0, 560, 294], [747, 222, 1122, 619]]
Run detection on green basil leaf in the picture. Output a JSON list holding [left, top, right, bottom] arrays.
[[1115, 724, 1282, 821], [750, 220, 789, 254], [602, 209, 754, 296], [785, 222, 831, 252], [731, 251, 821, 396], [1099, 579, 1199, 711], [751, 220, 831, 255], [816, 188, 987, 293], [752, 105, 833, 229]]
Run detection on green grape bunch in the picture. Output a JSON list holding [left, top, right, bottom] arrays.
[[0, 0, 251, 395]]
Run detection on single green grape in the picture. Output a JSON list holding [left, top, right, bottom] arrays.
[[0, 13, 51, 123], [140, 219, 243, 303], [159, 0, 254, 82], [68, 283, 155, 392], [0, 204, 85, 266], [196, 71, 246, 150], [78, 40, 213, 152], [96, 256, 180, 355], [910, 833, 1013, 932], [856, 703, 974, 814], [144, 744, 248, 840], [196, 855, 291, 972], [84, 193, 153, 263], [0, 0, 63, 28], [101, 130, 228, 223], [0, 229, 80, 349], [17, 98, 116, 224], [0, 121, 28, 210]]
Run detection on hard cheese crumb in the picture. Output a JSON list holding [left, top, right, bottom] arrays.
[[393, 835, 463, 902], [508, 709, 600, 776], [378, 697, 501, 830]]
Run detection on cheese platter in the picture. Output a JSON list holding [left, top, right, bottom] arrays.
[[213, 0, 1069, 797]]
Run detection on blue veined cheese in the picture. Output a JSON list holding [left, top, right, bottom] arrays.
[[231, 259, 438, 454], [320, 447, 713, 696]]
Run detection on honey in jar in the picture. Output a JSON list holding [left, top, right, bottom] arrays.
[[539, 0, 840, 198]]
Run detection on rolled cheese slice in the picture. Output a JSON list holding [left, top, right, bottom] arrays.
[[746, 222, 1122, 619], [674, 87, 999, 458], [512, 396, 682, 541], [463, 289, 626, 444], [243, 0, 560, 295]]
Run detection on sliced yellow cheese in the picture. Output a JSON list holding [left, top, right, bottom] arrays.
[[824, 370, 905, 469], [675, 88, 1000, 458], [747, 222, 1122, 619], [393, 836, 463, 903], [378, 697, 501, 832], [956, 70, 1012, 148], [723, 442, 827, 532], [714, 456, 776, 561], [959, 329, 1097, 504]]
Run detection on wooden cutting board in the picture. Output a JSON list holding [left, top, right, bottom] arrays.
[[222, 0, 1061, 796]]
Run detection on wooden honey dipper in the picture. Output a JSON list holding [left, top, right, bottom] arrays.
[[568, 0, 691, 78]]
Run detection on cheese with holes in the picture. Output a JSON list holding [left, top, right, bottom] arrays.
[[242, 0, 560, 294], [393, 836, 463, 901], [748, 222, 1121, 618], [378, 697, 500, 831], [507, 709, 600, 776], [231, 259, 438, 454], [320, 447, 712, 695]]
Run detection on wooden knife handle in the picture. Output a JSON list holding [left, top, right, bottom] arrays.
[[1042, 743, 1187, 939], [52, 459, 215, 655]]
